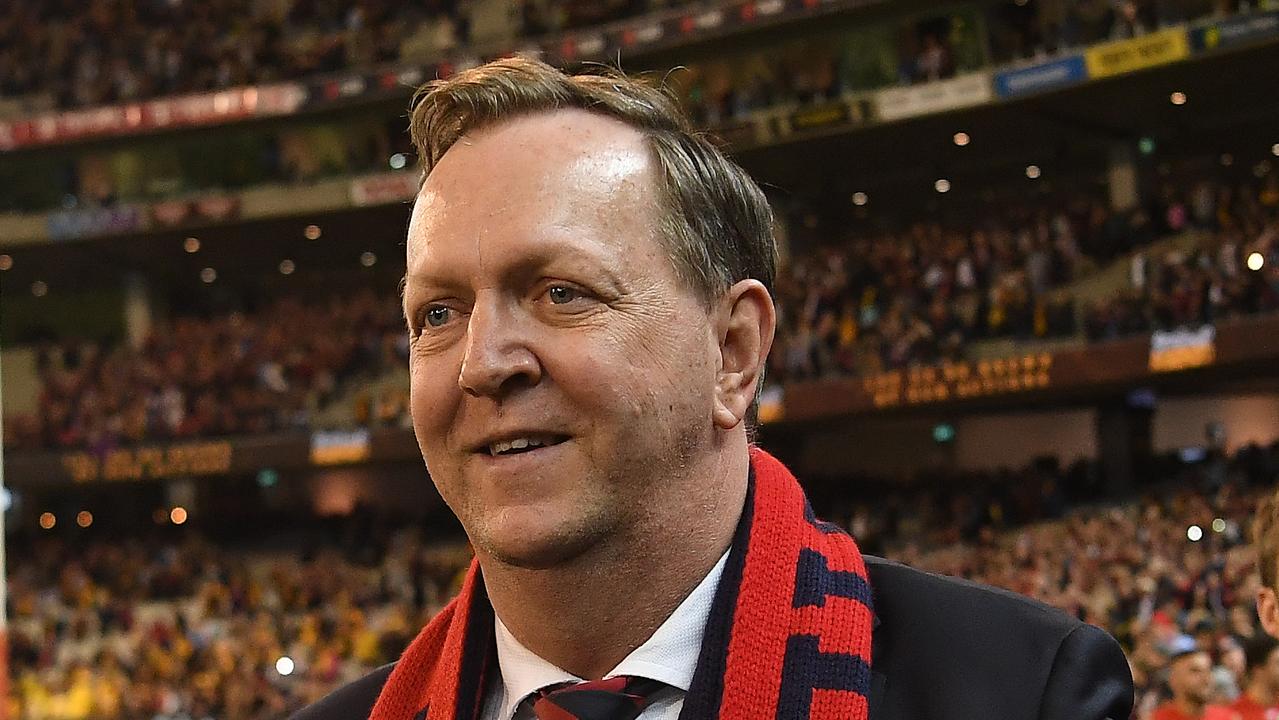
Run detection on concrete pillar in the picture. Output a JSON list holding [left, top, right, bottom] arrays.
[[123, 273, 152, 350], [1108, 142, 1141, 212]]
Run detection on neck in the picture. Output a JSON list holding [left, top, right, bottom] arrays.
[[1174, 697, 1205, 718], [480, 444, 749, 680], [1247, 680, 1275, 705]]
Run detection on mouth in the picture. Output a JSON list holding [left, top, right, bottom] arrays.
[[478, 433, 571, 458]]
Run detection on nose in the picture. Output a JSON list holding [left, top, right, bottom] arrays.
[[458, 298, 542, 397]]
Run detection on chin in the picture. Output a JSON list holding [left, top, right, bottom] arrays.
[[472, 506, 610, 570]]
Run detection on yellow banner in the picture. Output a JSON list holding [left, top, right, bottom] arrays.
[[1085, 28, 1190, 78]]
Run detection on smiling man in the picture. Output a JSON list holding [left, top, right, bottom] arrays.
[[292, 56, 1134, 720]]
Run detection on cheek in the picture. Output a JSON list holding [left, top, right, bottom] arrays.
[[408, 354, 460, 443], [549, 320, 715, 419]]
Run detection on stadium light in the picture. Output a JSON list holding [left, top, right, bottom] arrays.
[[276, 656, 296, 676], [360, 252, 378, 267], [76, 511, 92, 528], [1169, 91, 1186, 106], [200, 268, 217, 284], [1025, 165, 1041, 179], [183, 237, 201, 253], [851, 192, 868, 207], [1248, 252, 1265, 271], [170, 507, 188, 525], [0, 255, 11, 271], [304, 224, 322, 240], [952, 132, 970, 147], [1272, 143, 1279, 157], [39, 513, 55, 530], [1212, 518, 1226, 533], [279, 259, 296, 275], [30, 281, 47, 297], [1186, 524, 1203, 542], [934, 179, 951, 193]]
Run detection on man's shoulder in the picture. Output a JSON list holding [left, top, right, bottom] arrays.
[[289, 663, 395, 720], [863, 555, 1134, 718], [865, 554, 1082, 637]]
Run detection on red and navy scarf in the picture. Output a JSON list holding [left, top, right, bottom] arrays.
[[369, 447, 874, 720]]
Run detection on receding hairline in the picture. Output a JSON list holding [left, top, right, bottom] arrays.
[[423, 107, 661, 195], [406, 107, 670, 261]]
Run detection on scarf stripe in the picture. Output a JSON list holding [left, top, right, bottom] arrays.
[[720, 448, 873, 720], [371, 447, 873, 720]]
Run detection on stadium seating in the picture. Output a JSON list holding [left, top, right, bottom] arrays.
[[7, 442, 1276, 718]]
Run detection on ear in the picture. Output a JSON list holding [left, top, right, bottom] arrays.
[[712, 279, 776, 430], [1259, 586, 1279, 640]]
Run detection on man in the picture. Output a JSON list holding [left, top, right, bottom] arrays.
[[1153, 645, 1236, 720], [293, 56, 1133, 720], [1228, 634, 1279, 720], [1256, 492, 1279, 640]]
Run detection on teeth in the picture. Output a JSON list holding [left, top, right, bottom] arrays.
[[489, 435, 557, 456]]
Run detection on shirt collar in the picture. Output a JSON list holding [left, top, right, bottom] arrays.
[[492, 549, 730, 720]]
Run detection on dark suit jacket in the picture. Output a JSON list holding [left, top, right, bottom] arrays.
[[291, 555, 1134, 719]]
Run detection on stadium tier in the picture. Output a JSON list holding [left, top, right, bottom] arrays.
[[4, 1, 1279, 719], [6, 445, 1278, 718]]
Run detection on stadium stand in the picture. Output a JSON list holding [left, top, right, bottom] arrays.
[[6, 1, 1279, 718], [6, 443, 1278, 718], [3, 291, 407, 452], [0, 0, 699, 113], [6, 168, 1275, 450]]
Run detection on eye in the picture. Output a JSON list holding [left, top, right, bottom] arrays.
[[547, 286, 581, 304], [424, 306, 452, 327]]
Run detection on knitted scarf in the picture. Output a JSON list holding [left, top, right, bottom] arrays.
[[369, 447, 874, 720]]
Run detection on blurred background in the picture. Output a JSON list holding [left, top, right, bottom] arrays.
[[1, 0, 1278, 718]]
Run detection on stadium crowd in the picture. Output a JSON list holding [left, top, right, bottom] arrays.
[[6, 171, 1277, 451], [2, 290, 408, 453], [0, 0, 697, 112], [768, 173, 1279, 383], [0, 0, 1264, 116], [7, 442, 1279, 718], [1084, 179, 1279, 341]]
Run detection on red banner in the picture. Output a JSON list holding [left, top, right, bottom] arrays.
[[0, 84, 306, 150]]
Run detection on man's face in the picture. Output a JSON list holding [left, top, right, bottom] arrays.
[[1169, 652, 1213, 705], [403, 110, 721, 569]]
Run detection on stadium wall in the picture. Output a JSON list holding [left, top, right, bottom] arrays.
[[1153, 393, 1279, 453]]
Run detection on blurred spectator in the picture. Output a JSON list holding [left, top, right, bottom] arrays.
[[1151, 646, 1234, 720], [1227, 634, 1279, 719]]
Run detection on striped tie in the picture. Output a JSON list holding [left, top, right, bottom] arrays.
[[530, 676, 667, 720]]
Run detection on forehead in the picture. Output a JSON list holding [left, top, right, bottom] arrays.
[[406, 109, 661, 272]]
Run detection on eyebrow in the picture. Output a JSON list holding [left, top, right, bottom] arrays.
[[403, 234, 628, 296]]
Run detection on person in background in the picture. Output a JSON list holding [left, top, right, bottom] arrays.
[[1227, 634, 1279, 720], [1153, 643, 1236, 720]]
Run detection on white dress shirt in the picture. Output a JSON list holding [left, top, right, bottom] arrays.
[[479, 551, 730, 720]]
